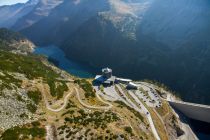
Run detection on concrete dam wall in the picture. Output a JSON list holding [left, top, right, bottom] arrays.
[[169, 101, 210, 123]]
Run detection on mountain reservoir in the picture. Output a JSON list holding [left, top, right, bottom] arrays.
[[34, 45, 96, 78]]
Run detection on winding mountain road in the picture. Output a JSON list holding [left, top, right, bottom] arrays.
[[74, 87, 112, 110], [40, 81, 159, 140], [39, 84, 73, 112], [46, 93, 73, 112]]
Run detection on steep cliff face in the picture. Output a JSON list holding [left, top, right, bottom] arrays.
[[0, 0, 38, 28], [138, 0, 210, 49]]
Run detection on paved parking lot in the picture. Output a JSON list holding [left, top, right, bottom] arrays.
[[135, 84, 162, 108]]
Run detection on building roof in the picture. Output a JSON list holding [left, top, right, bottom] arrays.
[[107, 76, 116, 82], [95, 75, 116, 84], [116, 78, 132, 82], [95, 75, 104, 82], [128, 82, 138, 87], [102, 67, 112, 73], [104, 80, 112, 84]]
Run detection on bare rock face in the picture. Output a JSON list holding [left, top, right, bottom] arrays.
[[0, 88, 38, 130], [10, 39, 36, 54]]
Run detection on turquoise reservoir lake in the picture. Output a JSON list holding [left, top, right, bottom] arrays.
[[34, 45, 96, 78]]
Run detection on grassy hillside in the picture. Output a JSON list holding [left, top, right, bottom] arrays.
[[0, 50, 156, 139]]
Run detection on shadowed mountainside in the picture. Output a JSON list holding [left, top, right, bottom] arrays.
[[17, 0, 210, 104]]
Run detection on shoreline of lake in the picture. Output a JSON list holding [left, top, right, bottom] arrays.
[[34, 45, 97, 78]]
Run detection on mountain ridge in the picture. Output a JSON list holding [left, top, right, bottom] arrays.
[[0, 0, 38, 28], [12, 0, 64, 31], [1, 0, 210, 104]]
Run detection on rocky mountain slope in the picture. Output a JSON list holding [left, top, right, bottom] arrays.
[[0, 28, 35, 54], [19, 0, 210, 105], [0, 0, 38, 28], [0, 29, 192, 140], [21, 0, 110, 45]]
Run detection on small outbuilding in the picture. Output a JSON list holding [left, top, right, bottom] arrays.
[[116, 78, 132, 84], [126, 82, 138, 90]]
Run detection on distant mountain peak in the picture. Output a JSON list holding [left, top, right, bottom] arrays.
[[12, 0, 64, 30], [73, 0, 81, 5], [0, 0, 38, 28], [27, 0, 39, 5]]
